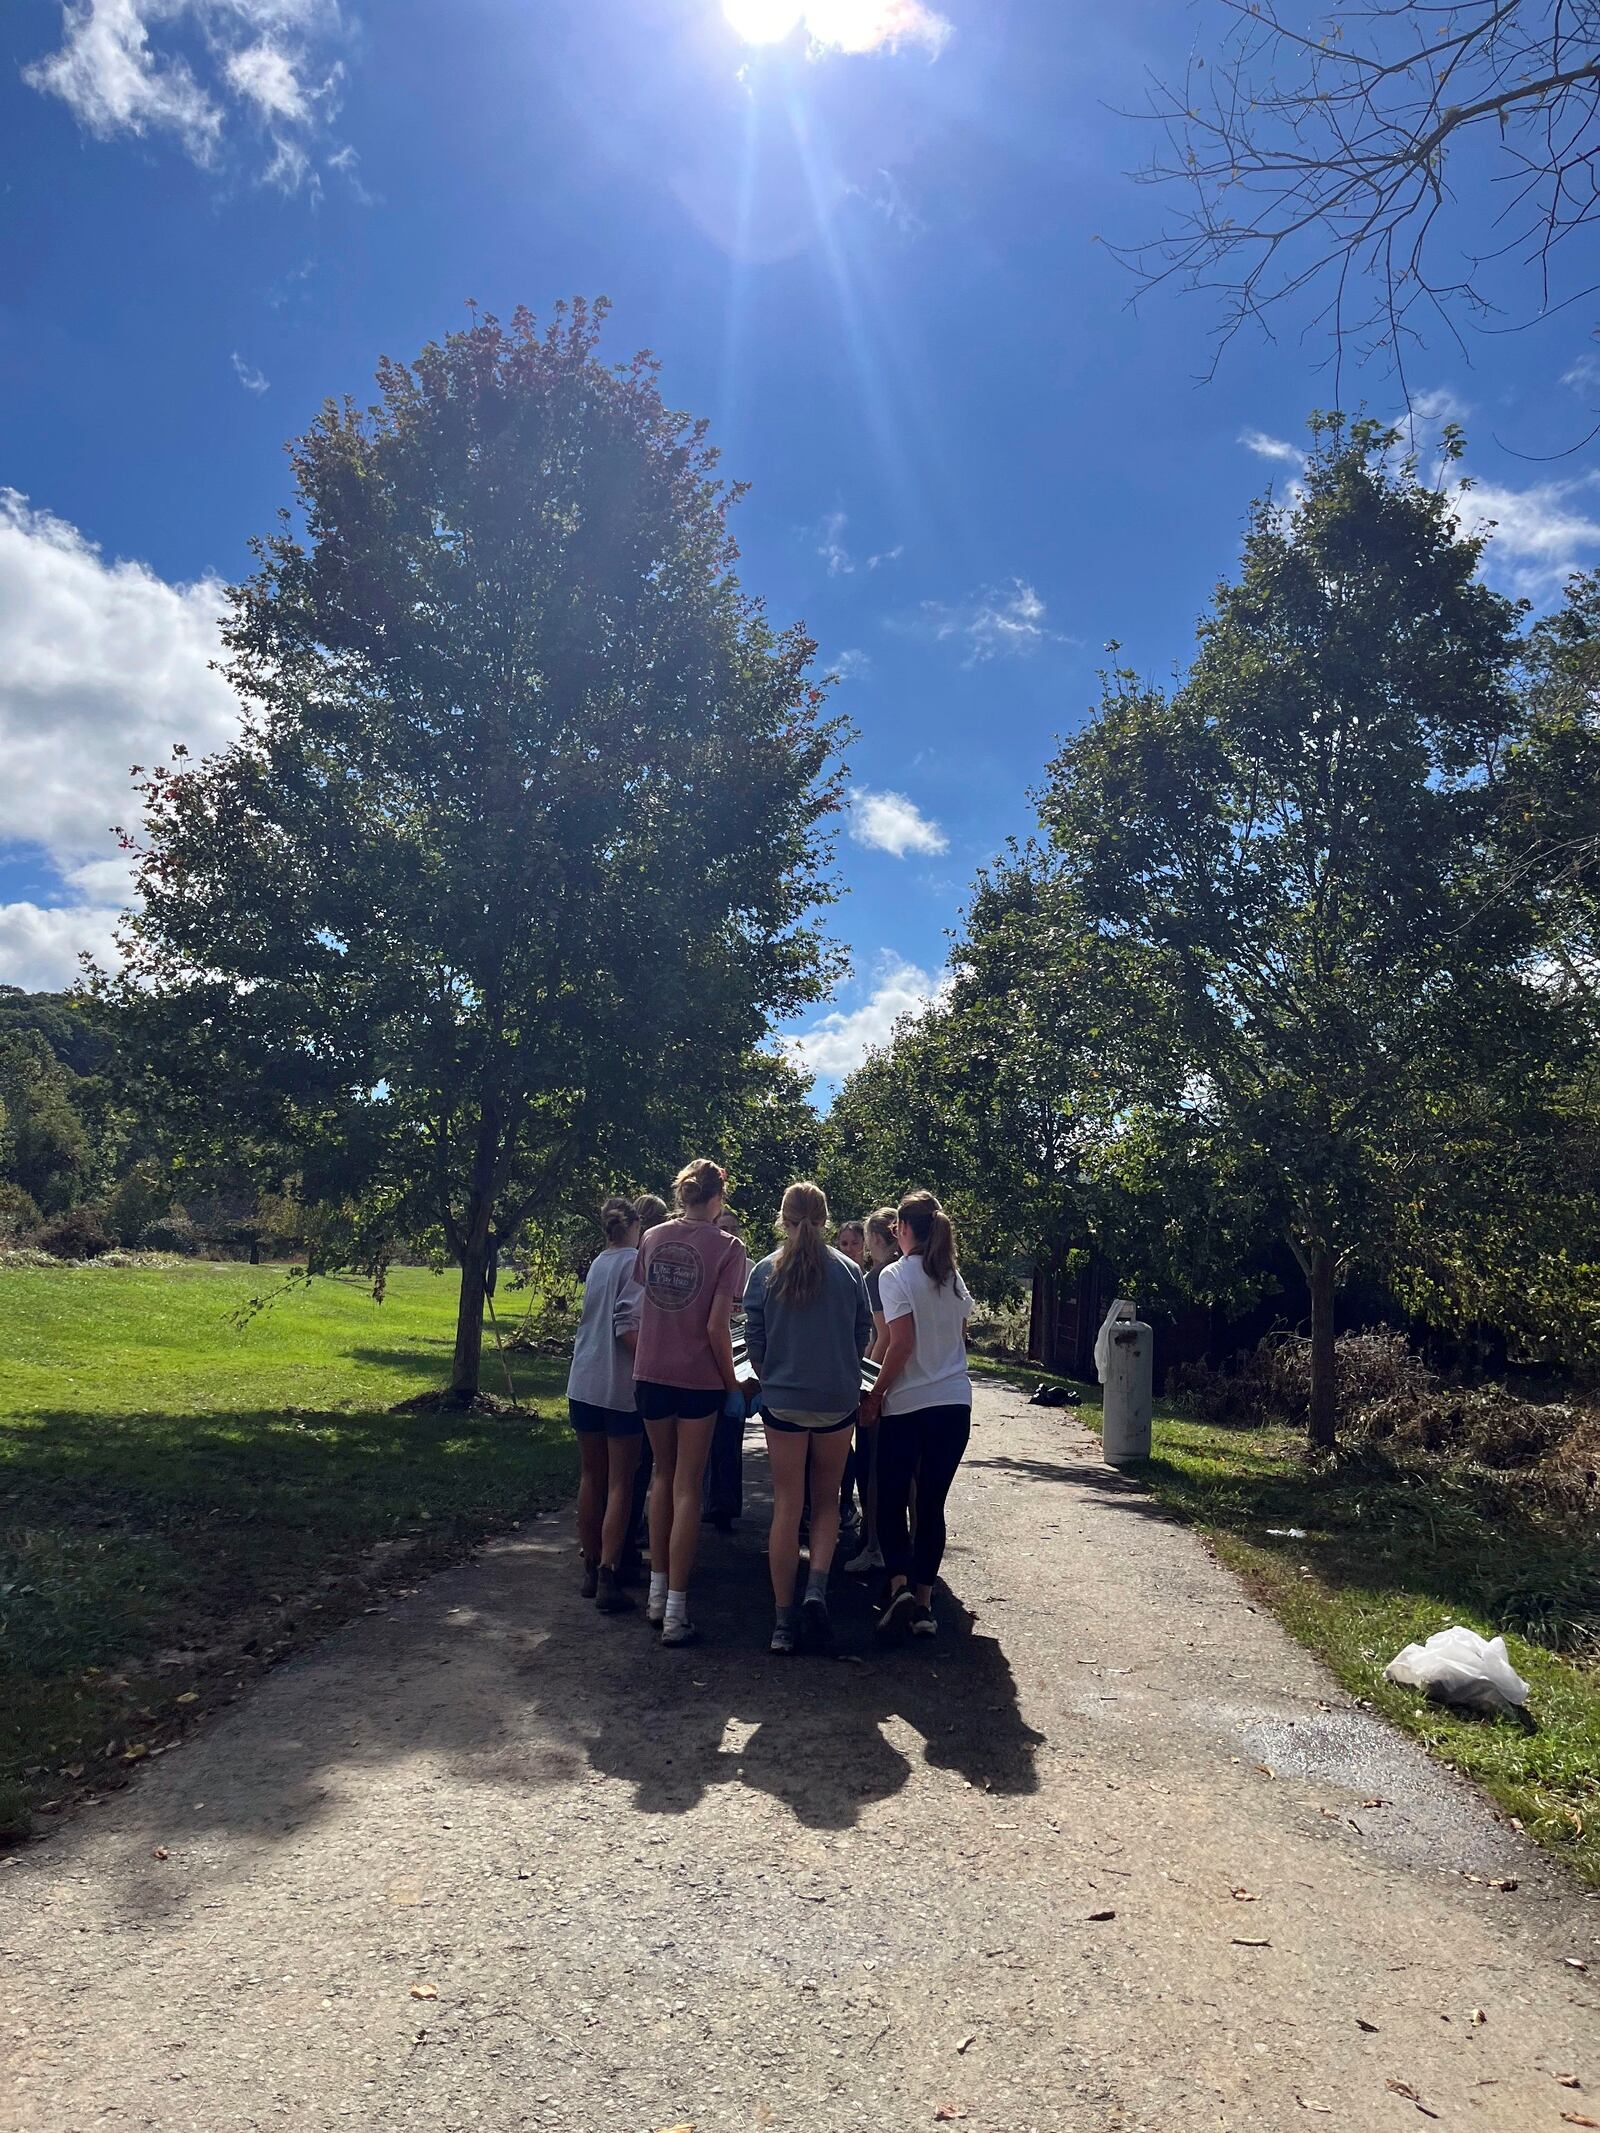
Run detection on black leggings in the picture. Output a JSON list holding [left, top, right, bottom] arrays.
[[875, 1403, 971, 1588]]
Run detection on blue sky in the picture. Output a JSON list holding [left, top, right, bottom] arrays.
[[3, 0, 1598, 1089]]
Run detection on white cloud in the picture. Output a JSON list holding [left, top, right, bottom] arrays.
[[850, 788, 948, 858], [816, 509, 853, 576], [787, 953, 951, 1079], [867, 543, 904, 570], [1563, 352, 1600, 395], [1239, 428, 1301, 465], [1453, 473, 1600, 599], [915, 578, 1059, 664], [0, 490, 240, 989], [231, 350, 270, 394], [805, 0, 952, 58], [23, 2, 346, 193], [1409, 386, 1469, 426], [832, 648, 872, 680]]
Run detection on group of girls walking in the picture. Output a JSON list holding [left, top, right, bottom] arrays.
[[564, 1157, 974, 1653]]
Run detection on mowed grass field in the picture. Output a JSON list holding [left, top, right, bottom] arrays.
[[0, 1263, 574, 1839], [971, 1357, 1600, 1887]]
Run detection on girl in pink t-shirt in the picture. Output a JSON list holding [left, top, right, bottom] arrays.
[[632, 1158, 747, 1645]]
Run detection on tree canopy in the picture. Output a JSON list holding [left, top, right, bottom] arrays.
[[100, 300, 847, 1396]]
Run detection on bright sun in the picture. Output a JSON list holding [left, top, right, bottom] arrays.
[[722, 0, 804, 42]]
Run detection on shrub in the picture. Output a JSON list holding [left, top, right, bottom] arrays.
[[0, 1180, 42, 1243], [33, 1206, 112, 1261]]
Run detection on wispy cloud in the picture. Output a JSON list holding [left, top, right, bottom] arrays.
[[850, 788, 948, 858], [24, 2, 348, 195], [868, 543, 904, 570], [815, 509, 853, 576], [805, 2, 952, 59], [1453, 472, 1600, 600], [845, 169, 926, 240], [1239, 428, 1301, 465], [787, 952, 951, 1080], [910, 578, 1061, 665], [832, 648, 872, 681], [231, 350, 270, 394], [1563, 352, 1600, 395]]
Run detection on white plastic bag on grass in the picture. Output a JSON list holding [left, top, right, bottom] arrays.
[[1384, 1625, 1530, 1719]]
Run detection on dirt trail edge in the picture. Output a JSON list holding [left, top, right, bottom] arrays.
[[4, 1379, 1596, 2132]]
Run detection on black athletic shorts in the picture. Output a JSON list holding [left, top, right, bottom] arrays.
[[568, 1398, 644, 1439], [635, 1380, 724, 1422], [761, 1406, 859, 1437]]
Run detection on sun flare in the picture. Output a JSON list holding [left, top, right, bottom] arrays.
[[722, 0, 804, 43]]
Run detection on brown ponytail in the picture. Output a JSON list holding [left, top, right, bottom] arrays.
[[673, 1158, 728, 1212], [897, 1189, 958, 1290], [633, 1193, 669, 1232], [600, 1195, 637, 1246], [769, 1180, 831, 1307]]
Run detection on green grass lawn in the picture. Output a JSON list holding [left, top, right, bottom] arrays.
[[972, 1355, 1600, 1887], [0, 1262, 574, 1840]]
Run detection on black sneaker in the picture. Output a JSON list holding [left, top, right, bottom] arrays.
[[595, 1566, 634, 1614], [801, 1597, 833, 1654], [877, 1587, 917, 1637], [580, 1557, 599, 1600], [910, 1603, 937, 1639]]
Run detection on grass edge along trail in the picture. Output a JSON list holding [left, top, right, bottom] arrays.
[[971, 1354, 1600, 1889], [1, 1262, 575, 1843]]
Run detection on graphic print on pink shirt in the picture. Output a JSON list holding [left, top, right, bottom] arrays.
[[633, 1218, 748, 1390]]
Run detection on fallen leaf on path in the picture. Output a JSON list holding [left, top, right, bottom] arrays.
[[409, 1982, 439, 2001], [1232, 1938, 1272, 1948], [1561, 2115, 1600, 2128], [1230, 1888, 1259, 1902], [122, 1743, 150, 1762], [1565, 1958, 1589, 1972], [1361, 1798, 1388, 1809], [1255, 1764, 1276, 1779], [933, 2106, 967, 2123], [1293, 2096, 1332, 2114], [1471, 2009, 1487, 2026], [1558, 2076, 1583, 2089], [1488, 1877, 1518, 1892], [151, 1846, 169, 1860], [656, 2123, 696, 2132], [754, 2108, 774, 2128], [1356, 2020, 1379, 2034], [1386, 2081, 1419, 2100], [1087, 1909, 1116, 1922], [955, 2034, 975, 2054], [176, 1691, 199, 1705]]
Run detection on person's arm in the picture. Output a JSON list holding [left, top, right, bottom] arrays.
[[742, 1264, 767, 1378], [854, 1270, 873, 1358], [614, 1272, 642, 1356], [705, 1290, 740, 1396], [861, 1312, 914, 1423], [867, 1310, 890, 1366]]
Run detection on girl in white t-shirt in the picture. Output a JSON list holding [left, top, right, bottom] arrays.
[[858, 1190, 973, 1639]]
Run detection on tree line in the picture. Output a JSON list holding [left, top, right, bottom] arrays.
[[820, 417, 1600, 1448]]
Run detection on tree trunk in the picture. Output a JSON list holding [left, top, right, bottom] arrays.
[[451, 1236, 488, 1402], [1307, 1243, 1337, 1453]]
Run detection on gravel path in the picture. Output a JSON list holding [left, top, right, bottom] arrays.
[[3, 1378, 1597, 2133]]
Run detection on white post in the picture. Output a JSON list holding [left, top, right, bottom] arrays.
[[1095, 1298, 1153, 1465]]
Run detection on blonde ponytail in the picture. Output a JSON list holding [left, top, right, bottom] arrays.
[[769, 1180, 831, 1307]]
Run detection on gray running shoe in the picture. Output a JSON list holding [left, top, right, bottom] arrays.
[[770, 1619, 797, 1655]]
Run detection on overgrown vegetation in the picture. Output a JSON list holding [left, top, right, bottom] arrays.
[[0, 1263, 573, 1842]]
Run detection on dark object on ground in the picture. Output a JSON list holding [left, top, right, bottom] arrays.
[[595, 1567, 633, 1613], [389, 1388, 523, 1417], [1030, 1381, 1081, 1408], [802, 1596, 834, 1655], [33, 1206, 112, 1261], [581, 1558, 599, 1600]]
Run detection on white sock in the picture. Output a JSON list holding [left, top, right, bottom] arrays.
[[649, 1572, 668, 1605], [664, 1588, 689, 1627]]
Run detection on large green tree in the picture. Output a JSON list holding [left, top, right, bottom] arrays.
[[1041, 416, 1568, 1448], [103, 301, 846, 1398]]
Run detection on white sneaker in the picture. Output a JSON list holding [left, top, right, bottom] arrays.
[[646, 1590, 667, 1625], [844, 1543, 884, 1574]]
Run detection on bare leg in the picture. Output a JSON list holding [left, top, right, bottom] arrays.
[[804, 1425, 853, 1581], [602, 1434, 643, 1569], [764, 1427, 809, 1609], [667, 1412, 717, 1592], [644, 1417, 677, 1576], [576, 1433, 608, 1563]]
